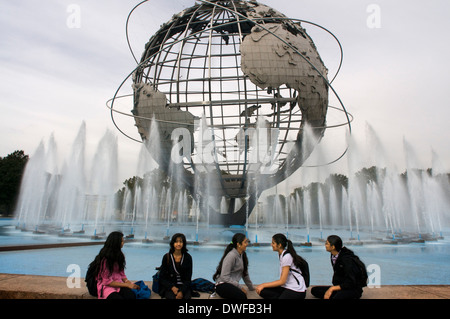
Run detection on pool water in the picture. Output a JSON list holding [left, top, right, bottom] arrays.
[[1, 237, 449, 286], [2, 218, 450, 286]]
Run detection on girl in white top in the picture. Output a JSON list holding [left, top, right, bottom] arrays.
[[256, 233, 308, 299]]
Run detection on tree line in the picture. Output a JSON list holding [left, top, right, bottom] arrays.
[[114, 165, 450, 219], [0, 150, 29, 215]]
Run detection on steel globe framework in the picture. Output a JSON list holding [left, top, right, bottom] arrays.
[[109, 0, 351, 225]]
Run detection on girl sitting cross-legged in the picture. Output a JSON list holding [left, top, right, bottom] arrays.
[[256, 233, 308, 299]]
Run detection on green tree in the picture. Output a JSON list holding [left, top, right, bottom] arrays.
[[0, 150, 29, 215], [326, 173, 348, 190], [355, 166, 379, 184]]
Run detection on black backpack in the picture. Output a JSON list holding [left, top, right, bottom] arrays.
[[351, 255, 368, 288], [85, 261, 98, 297], [282, 251, 310, 287], [300, 260, 310, 288], [191, 278, 215, 293]]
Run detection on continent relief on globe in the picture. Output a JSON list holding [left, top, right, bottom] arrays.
[[240, 23, 328, 128], [132, 83, 196, 158]]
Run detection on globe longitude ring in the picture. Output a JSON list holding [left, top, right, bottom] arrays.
[[108, 0, 352, 225]]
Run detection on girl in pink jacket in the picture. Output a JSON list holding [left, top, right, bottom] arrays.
[[92, 231, 138, 299]]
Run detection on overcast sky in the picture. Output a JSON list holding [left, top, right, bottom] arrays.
[[1, 0, 449, 190]]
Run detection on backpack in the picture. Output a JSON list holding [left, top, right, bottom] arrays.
[[351, 255, 368, 287], [132, 280, 152, 299], [85, 261, 98, 297], [152, 267, 161, 294], [300, 259, 310, 288], [190, 278, 215, 293], [282, 251, 310, 287]]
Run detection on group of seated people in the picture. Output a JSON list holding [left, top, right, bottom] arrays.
[[89, 231, 366, 300]]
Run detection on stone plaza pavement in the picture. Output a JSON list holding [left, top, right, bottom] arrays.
[[0, 273, 449, 299]]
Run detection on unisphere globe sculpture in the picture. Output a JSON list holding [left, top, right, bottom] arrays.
[[122, 0, 336, 225]]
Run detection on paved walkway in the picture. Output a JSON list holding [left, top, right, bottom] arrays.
[[0, 273, 448, 299]]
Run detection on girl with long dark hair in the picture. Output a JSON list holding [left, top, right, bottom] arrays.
[[158, 233, 193, 299], [90, 231, 138, 299], [310, 235, 365, 299], [213, 233, 254, 299], [256, 233, 308, 299]]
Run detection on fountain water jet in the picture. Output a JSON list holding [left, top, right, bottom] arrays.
[[12, 120, 449, 245]]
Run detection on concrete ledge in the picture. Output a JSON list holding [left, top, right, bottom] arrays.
[[0, 274, 449, 299], [0, 241, 105, 252]]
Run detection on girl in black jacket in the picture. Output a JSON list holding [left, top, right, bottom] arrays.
[[158, 233, 193, 299], [311, 235, 365, 299]]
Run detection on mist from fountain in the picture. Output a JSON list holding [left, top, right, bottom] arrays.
[[13, 120, 450, 244], [15, 123, 118, 236]]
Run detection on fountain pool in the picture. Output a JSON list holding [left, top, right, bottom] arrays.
[[1, 219, 449, 286]]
